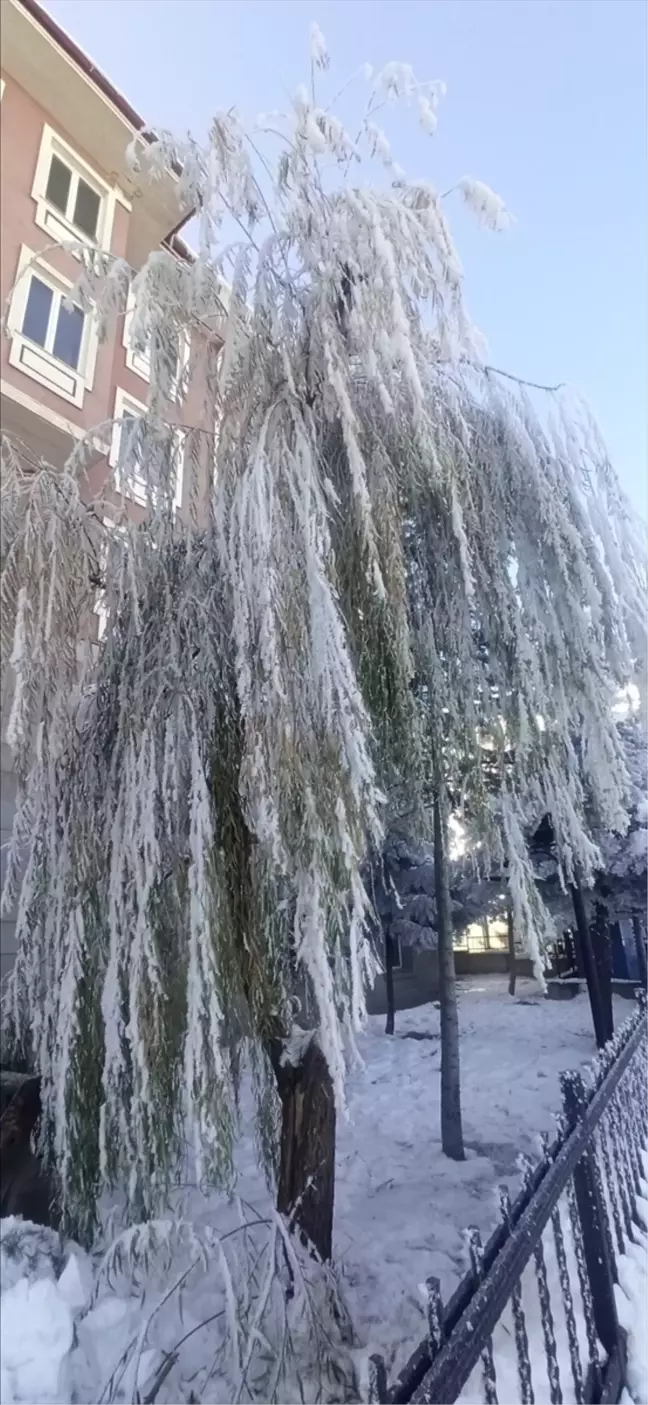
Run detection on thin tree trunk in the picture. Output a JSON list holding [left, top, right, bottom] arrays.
[[592, 901, 614, 1043], [273, 1040, 336, 1262], [433, 782, 465, 1162], [507, 903, 517, 997], [384, 931, 396, 1035], [570, 881, 606, 1049], [632, 912, 648, 987]]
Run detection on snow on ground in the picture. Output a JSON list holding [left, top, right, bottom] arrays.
[[1, 976, 646, 1403], [333, 977, 635, 1365]]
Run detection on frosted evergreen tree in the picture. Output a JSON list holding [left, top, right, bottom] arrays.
[[1, 30, 645, 1248]]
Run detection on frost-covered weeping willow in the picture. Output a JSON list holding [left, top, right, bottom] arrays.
[[1, 31, 645, 1232]]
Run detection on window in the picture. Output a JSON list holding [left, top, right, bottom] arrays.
[[22, 276, 84, 370], [31, 125, 116, 252], [45, 154, 101, 240], [123, 290, 190, 398], [94, 520, 127, 643], [109, 388, 184, 508], [6, 246, 99, 408]]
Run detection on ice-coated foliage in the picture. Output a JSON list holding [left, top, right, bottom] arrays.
[[596, 715, 647, 904], [1, 33, 645, 1231]]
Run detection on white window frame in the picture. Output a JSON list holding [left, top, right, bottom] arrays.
[[122, 288, 191, 400], [31, 124, 117, 253], [0, 79, 5, 101], [110, 387, 184, 509], [5, 245, 99, 408]]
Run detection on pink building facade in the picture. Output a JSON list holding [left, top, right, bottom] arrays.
[[0, 0, 211, 979]]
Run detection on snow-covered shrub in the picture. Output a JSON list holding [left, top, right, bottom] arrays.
[[0, 1217, 66, 1291], [0, 1210, 358, 1404]]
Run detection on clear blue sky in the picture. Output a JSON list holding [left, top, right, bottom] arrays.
[[45, 0, 647, 516]]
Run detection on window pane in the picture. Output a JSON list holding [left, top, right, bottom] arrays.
[[52, 301, 84, 369], [22, 277, 53, 347], [73, 179, 100, 239], [162, 333, 179, 383], [45, 155, 72, 214], [119, 413, 144, 471]]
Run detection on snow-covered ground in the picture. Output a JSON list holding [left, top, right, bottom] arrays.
[[1, 977, 646, 1404]]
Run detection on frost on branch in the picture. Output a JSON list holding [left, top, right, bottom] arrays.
[[0, 35, 646, 1234], [458, 178, 513, 231]]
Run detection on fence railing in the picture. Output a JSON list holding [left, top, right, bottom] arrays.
[[369, 990, 647, 1405]]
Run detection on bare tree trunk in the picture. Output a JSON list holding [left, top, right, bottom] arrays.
[[507, 903, 517, 997], [570, 881, 606, 1049], [433, 782, 465, 1162], [273, 1041, 335, 1262], [384, 931, 396, 1035], [632, 912, 647, 987]]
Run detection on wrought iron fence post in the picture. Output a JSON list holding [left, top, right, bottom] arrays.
[[560, 1071, 625, 1374], [368, 1354, 388, 1404]]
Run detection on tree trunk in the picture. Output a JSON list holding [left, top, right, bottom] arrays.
[[632, 912, 647, 987], [273, 1039, 336, 1261], [384, 931, 396, 1035], [592, 902, 614, 1043], [570, 881, 606, 1049], [507, 903, 517, 997], [433, 784, 465, 1161]]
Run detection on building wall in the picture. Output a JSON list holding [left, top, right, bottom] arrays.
[[0, 73, 131, 433], [0, 61, 216, 983]]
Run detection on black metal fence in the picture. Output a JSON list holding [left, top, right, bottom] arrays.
[[369, 991, 647, 1405]]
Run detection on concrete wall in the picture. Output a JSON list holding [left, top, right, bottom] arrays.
[[366, 948, 535, 1016], [366, 949, 439, 1016]]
